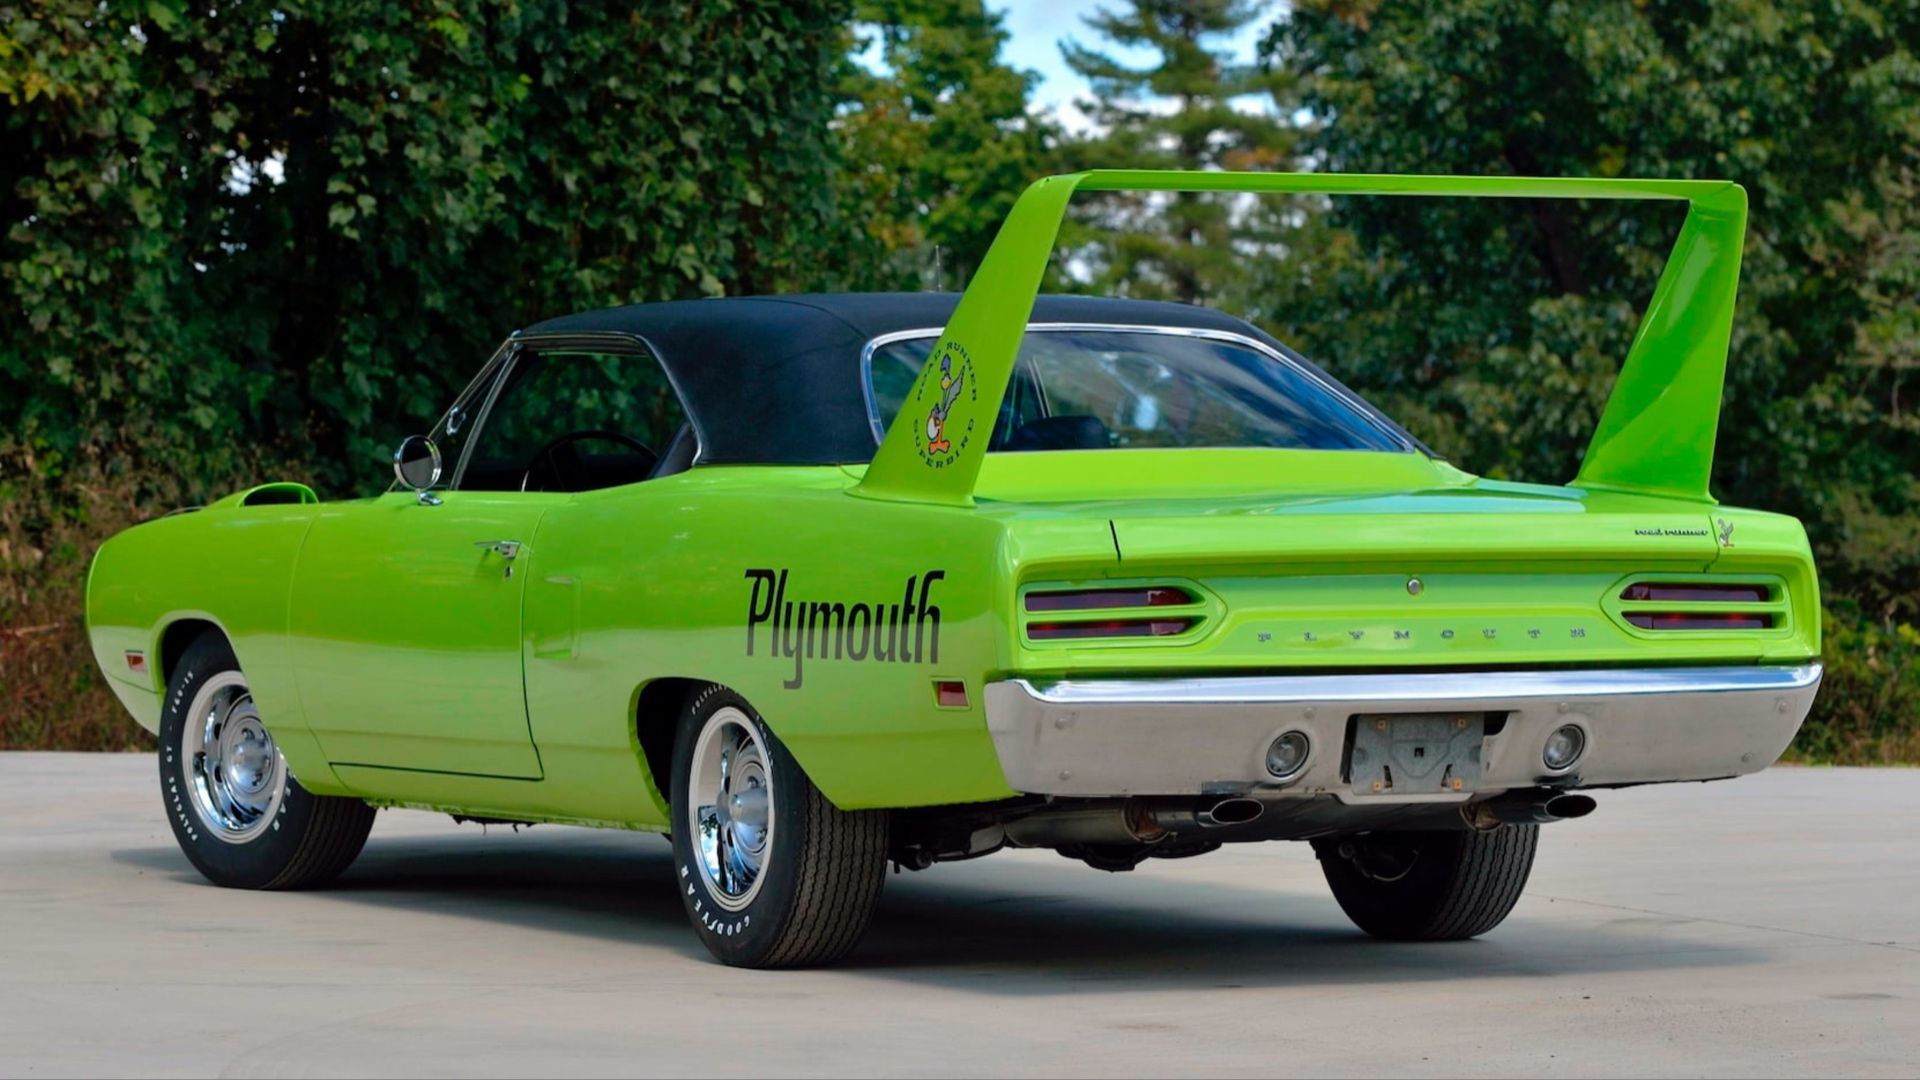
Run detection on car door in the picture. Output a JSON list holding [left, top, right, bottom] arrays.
[[288, 344, 550, 777], [290, 340, 681, 778]]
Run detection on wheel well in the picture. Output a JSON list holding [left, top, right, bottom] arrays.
[[635, 677, 703, 803], [158, 618, 223, 684]]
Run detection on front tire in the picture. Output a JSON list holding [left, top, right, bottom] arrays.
[[669, 685, 888, 968], [1313, 825, 1538, 941], [158, 631, 376, 889]]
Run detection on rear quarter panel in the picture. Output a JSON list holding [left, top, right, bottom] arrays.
[[521, 467, 1106, 815]]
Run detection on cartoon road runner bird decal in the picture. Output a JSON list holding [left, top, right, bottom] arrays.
[[925, 352, 966, 454]]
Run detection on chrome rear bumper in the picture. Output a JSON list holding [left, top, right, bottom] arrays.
[[983, 665, 1821, 802]]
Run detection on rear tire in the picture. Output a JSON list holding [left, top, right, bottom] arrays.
[[669, 685, 888, 968], [1313, 825, 1538, 941], [158, 631, 376, 890]]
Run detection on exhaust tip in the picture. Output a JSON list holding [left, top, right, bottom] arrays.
[[1544, 793, 1596, 820], [1465, 789, 1599, 828], [1202, 797, 1264, 827]]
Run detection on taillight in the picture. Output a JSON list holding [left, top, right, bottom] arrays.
[[1612, 578, 1781, 633], [1620, 582, 1769, 603], [1021, 583, 1204, 642], [1027, 618, 1195, 640], [1026, 587, 1192, 612], [1625, 612, 1773, 630]]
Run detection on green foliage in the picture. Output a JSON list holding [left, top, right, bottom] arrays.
[[1792, 604, 1920, 764], [836, 0, 1054, 289], [1056, 0, 1293, 301], [2, 0, 857, 507]]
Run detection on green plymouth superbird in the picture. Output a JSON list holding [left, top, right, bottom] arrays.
[[86, 172, 1821, 967]]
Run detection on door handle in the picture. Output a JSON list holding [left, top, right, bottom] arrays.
[[474, 540, 522, 560]]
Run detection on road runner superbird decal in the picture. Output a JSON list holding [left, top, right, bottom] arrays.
[[911, 342, 976, 469], [744, 569, 945, 689], [925, 348, 967, 455]]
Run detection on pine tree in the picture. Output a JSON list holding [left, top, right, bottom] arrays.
[[1058, 0, 1292, 303]]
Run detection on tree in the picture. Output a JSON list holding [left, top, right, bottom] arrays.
[[1057, 0, 1291, 302], [836, 0, 1053, 290], [0, 0, 861, 749], [1, 0, 858, 502]]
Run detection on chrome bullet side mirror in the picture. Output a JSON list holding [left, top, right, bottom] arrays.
[[393, 434, 443, 505]]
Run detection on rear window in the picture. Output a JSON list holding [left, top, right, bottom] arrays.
[[865, 328, 1408, 453]]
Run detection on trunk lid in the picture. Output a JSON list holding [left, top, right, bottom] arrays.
[[971, 450, 1805, 675]]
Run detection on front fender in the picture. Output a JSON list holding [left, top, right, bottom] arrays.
[[83, 506, 346, 793]]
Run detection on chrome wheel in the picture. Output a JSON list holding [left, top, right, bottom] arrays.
[[687, 706, 775, 911], [180, 671, 287, 843]]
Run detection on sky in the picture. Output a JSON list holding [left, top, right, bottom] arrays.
[[990, 0, 1281, 114]]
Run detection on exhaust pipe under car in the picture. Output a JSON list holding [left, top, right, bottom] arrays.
[[999, 788, 1592, 849], [1003, 796, 1266, 848], [1156, 796, 1265, 831]]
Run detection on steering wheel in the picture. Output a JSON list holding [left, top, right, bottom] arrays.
[[521, 429, 657, 493]]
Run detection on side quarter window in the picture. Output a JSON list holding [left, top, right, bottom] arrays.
[[401, 344, 509, 493], [458, 345, 691, 493]]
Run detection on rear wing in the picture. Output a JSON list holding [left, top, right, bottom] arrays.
[[854, 169, 1747, 507]]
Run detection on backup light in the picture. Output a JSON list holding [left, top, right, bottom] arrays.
[[1265, 730, 1311, 780], [1544, 725, 1587, 771]]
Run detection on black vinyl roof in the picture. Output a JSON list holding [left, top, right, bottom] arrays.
[[522, 293, 1338, 466]]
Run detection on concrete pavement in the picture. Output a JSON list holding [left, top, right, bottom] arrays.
[[0, 753, 1914, 1078]]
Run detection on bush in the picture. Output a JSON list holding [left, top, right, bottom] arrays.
[[1788, 603, 1920, 765], [0, 454, 168, 751]]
